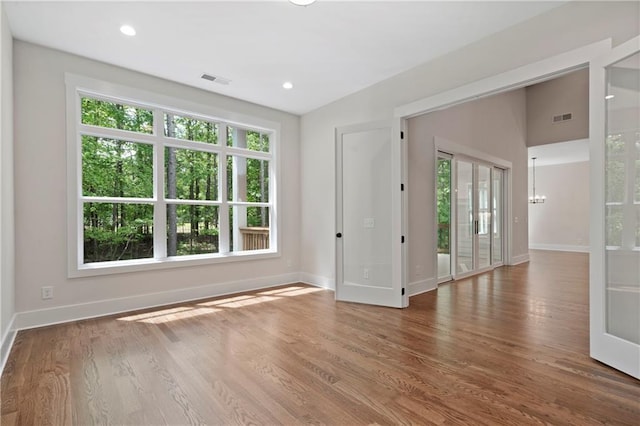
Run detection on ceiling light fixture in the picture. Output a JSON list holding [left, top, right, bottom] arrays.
[[283, 82, 294, 90], [120, 25, 136, 36], [605, 94, 615, 100], [529, 157, 546, 204], [120, 25, 136, 37], [289, 0, 316, 6]]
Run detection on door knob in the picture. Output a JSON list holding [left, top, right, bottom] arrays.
[[336, 233, 342, 238]]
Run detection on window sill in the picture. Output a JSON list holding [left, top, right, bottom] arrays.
[[69, 250, 279, 278], [606, 246, 640, 252]]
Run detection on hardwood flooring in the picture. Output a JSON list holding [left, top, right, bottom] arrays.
[[2, 250, 639, 425]]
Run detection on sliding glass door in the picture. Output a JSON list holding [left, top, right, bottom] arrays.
[[453, 157, 504, 278]]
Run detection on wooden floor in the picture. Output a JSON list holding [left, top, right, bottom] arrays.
[[2, 250, 639, 425]]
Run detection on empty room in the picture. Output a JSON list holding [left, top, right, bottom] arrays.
[[0, 1, 639, 425]]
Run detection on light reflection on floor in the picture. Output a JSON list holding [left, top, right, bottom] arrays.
[[117, 286, 324, 324]]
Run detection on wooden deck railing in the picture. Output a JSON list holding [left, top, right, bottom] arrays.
[[239, 227, 269, 250]]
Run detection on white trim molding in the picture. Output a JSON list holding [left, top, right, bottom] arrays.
[[529, 244, 590, 253], [394, 39, 611, 119], [0, 314, 16, 375], [408, 278, 437, 296], [509, 253, 530, 266], [300, 272, 335, 291], [14, 273, 300, 331]]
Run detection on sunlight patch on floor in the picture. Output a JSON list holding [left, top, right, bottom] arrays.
[[116, 286, 324, 324]]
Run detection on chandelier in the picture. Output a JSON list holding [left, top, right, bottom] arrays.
[[529, 157, 546, 204]]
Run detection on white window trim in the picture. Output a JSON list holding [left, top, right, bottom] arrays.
[[65, 73, 280, 278]]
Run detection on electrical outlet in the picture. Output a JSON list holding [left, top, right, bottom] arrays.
[[41, 286, 54, 300], [363, 268, 369, 279]]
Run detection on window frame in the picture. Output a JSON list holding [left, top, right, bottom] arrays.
[[66, 74, 280, 278]]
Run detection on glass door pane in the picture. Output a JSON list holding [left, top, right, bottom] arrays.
[[605, 51, 640, 345], [437, 156, 452, 279], [456, 160, 473, 274], [477, 165, 491, 269], [492, 168, 504, 264]]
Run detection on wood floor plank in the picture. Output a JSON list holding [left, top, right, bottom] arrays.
[[2, 250, 639, 425]]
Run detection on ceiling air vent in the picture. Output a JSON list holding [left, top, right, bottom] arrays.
[[201, 73, 231, 85], [552, 113, 573, 123]]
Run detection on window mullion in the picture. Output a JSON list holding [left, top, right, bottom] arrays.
[[225, 146, 271, 160], [270, 131, 277, 251], [74, 93, 84, 270], [219, 124, 230, 253], [154, 109, 167, 259], [621, 133, 636, 250], [161, 136, 223, 154], [79, 124, 157, 145]]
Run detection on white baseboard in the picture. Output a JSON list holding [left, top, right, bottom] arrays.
[[529, 244, 589, 253], [1, 314, 16, 376], [300, 272, 335, 290], [408, 278, 437, 296], [13, 272, 301, 331], [509, 253, 530, 266]]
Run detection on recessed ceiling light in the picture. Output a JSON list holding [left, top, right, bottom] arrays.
[[120, 25, 136, 37], [289, 0, 316, 6], [283, 82, 294, 90], [605, 94, 615, 100]]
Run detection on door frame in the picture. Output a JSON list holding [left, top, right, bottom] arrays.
[[588, 35, 640, 379], [394, 38, 640, 375], [395, 39, 611, 273], [335, 120, 407, 308]]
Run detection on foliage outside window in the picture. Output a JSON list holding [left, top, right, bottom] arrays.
[[436, 158, 451, 253], [71, 82, 276, 273], [605, 132, 639, 249]]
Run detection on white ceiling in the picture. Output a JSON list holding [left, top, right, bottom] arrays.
[[4, 1, 565, 115], [528, 139, 590, 167]]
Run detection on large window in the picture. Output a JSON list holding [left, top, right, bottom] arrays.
[[67, 75, 278, 276]]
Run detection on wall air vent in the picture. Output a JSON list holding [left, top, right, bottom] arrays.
[[201, 73, 231, 85], [552, 113, 573, 123]]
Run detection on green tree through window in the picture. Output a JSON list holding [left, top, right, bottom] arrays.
[[77, 93, 274, 265]]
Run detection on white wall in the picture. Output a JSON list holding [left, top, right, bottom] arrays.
[[0, 4, 15, 364], [408, 89, 527, 289], [528, 161, 590, 252], [300, 1, 639, 289], [13, 41, 301, 328]]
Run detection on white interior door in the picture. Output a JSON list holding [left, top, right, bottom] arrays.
[[589, 35, 640, 379], [336, 121, 405, 308]]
